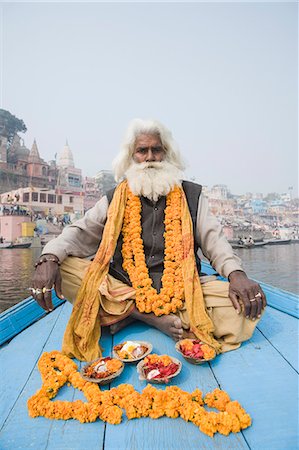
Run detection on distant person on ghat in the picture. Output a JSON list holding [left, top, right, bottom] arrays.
[[30, 119, 266, 361]]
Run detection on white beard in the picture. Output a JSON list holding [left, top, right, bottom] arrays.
[[125, 161, 183, 202]]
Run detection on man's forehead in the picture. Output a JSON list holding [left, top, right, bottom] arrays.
[[134, 133, 162, 146]]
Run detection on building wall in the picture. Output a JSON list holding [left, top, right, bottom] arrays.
[[0, 215, 31, 242], [0, 187, 84, 217], [0, 170, 57, 194]]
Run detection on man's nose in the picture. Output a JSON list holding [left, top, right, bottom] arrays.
[[146, 149, 155, 161]]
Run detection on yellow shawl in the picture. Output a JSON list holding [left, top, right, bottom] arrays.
[[62, 180, 221, 361]]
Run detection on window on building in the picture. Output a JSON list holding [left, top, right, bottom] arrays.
[[68, 175, 81, 187], [23, 193, 29, 202], [40, 193, 47, 203], [69, 196, 74, 203], [32, 192, 38, 202], [42, 167, 47, 176], [57, 195, 62, 204], [48, 194, 56, 203]]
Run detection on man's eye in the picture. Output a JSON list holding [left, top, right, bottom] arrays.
[[152, 146, 163, 153], [137, 147, 147, 153]]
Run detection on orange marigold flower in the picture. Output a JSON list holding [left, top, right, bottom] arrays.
[[204, 388, 231, 411]]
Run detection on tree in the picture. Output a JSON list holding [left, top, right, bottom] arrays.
[[0, 109, 27, 145]]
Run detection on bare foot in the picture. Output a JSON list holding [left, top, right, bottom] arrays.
[[110, 316, 136, 335], [132, 308, 183, 341]]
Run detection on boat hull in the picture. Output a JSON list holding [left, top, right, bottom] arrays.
[[10, 243, 32, 249], [0, 243, 12, 249], [231, 242, 267, 249], [265, 239, 291, 245]]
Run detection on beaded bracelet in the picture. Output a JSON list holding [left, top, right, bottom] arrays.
[[34, 254, 61, 268]]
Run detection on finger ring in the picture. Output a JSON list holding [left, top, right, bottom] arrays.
[[255, 293, 262, 298], [249, 298, 256, 303], [42, 287, 52, 294], [35, 288, 43, 295], [29, 287, 36, 295]]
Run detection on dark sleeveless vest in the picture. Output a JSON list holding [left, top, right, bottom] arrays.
[[106, 181, 202, 292]]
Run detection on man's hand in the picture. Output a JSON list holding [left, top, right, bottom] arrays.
[[31, 254, 64, 311], [228, 270, 266, 320]]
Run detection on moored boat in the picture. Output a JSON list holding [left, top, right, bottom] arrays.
[[264, 238, 291, 245], [0, 242, 12, 249], [231, 241, 267, 249], [9, 242, 32, 249]]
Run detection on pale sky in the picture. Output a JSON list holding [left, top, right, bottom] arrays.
[[1, 1, 298, 196]]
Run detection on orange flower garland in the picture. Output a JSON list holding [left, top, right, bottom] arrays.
[[122, 186, 184, 316], [28, 351, 252, 438]]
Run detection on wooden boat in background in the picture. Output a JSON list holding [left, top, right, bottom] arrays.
[[0, 242, 12, 249], [0, 261, 298, 449], [10, 242, 32, 249], [264, 238, 291, 245], [0, 241, 31, 249], [231, 241, 267, 249]]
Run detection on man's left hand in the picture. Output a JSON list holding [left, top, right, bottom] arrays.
[[228, 270, 266, 320]]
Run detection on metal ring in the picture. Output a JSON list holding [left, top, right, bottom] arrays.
[[29, 287, 36, 295], [255, 292, 262, 298], [35, 288, 43, 295], [42, 287, 52, 294], [249, 298, 256, 303]]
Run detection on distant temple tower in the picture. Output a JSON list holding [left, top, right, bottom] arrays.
[[58, 140, 75, 168], [0, 125, 57, 193], [57, 140, 82, 191], [27, 139, 48, 178]]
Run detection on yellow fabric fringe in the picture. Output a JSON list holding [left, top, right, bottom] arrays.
[[62, 181, 221, 361]]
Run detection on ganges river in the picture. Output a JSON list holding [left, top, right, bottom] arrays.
[[0, 243, 298, 313]]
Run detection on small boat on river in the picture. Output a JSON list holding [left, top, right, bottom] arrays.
[[0, 242, 32, 249], [0, 242, 13, 249], [9, 242, 32, 249], [231, 241, 267, 249], [264, 238, 291, 245]]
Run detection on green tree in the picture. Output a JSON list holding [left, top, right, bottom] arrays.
[[0, 109, 27, 145]]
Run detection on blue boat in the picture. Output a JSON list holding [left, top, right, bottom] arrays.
[[0, 262, 298, 450]]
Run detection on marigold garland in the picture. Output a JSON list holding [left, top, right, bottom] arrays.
[[122, 186, 184, 316], [28, 351, 252, 438]]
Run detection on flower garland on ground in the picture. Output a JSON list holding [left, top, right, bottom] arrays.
[[28, 351, 251, 438], [122, 186, 184, 316]]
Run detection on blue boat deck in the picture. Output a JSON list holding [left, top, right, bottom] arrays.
[[0, 285, 298, 449]]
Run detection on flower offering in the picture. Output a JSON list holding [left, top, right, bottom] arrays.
[[113, 340, 152, 362], [177, 339, 216, 364], [137, 354, 181, 383], [82, 357, 123, 382]]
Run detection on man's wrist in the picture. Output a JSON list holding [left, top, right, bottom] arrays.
[[35, 253, 60, 268], [228, 270, 247, 282]]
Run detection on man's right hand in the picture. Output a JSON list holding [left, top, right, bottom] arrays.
[[31, 254, 64, 311]]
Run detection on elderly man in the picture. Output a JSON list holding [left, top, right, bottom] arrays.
[[31, 119, 266, 361]]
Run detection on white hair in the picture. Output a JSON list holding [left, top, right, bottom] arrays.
[[112, 118, 185, 182]]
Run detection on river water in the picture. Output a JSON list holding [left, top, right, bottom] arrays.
[[0, 244, 298, 313]]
